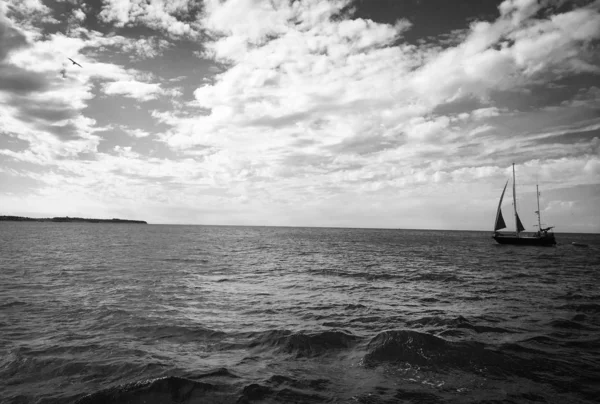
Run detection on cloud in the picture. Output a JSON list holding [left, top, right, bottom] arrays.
[[191, 1, 596, 136], [563, 85, 600, 108], [121, 126, 152, 138], [0, 64, 47, 93], [4, 0, 52, 20], [412, 3, 600, 106], [3, 0, 59, 29], [72, 8, 86, 22], [98, 0, 201, 37], [6, 0, 50, 14], [120, 37, 171, 59], [0, 14, 48, 94], [145, 0, 600, 224], [102, 80, 170, 101], [0, 9, 181, 166], [0, 13, 28, 59]]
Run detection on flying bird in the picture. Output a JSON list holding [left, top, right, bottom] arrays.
[[68, 58, 82, 68]]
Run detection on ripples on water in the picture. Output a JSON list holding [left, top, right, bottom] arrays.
[[1, 223, 599, 403]]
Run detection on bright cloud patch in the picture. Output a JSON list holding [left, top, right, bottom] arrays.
[[103, 80, 172, 101], [99, 0, 200, 37]]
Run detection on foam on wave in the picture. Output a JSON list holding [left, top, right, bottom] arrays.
[[362, 329, 512, 375]]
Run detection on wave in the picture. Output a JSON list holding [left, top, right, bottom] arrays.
[[558, 303, 600, 313], [555, 293, 600, 301], [498, 342, 546, 355], [350, 316, 382, 324], [0, 348, 26, 376], [410, 272, 463, 282], [160, 258, 210, 263], [549, 319, 593, 330], [362, 330, 516, 376], [308, 268, 400, 281], [246, 329, 359, 358], [124, 324, 226, 342], [0, 348, 98, 381], [191, 367, 239, 379], [407, 315, 471, 328], [1, 350, 170, 404], [72, 376, 227, 404], [72, 369, 332, 403], [524, 335, 561, 346], [562, 337, 600, 349], [406, 315, 513, 334], [239, 375, 330, 403], [0, 300, 27, 309], [345, 303, 367, 310]]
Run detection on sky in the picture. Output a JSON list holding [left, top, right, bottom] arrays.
[[0, 0, 599, 232]]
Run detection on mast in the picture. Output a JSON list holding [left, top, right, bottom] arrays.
[[512, 163, 519, 237], [536, 184, 542, 231]]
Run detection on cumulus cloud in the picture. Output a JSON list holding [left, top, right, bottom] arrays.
[[411, 3, 600, 106], [3, 0, 59, 30], [72, 9, 86, 22], [0, 8, 182, 167], [164, 0, 599, 155], [4, 0, 52, 19], [120, 37, 171, 59], [98, 0, 201, 37], [121, 126, 152, 138], [0, 15, 48, 94], [144, 0, 600, 228], [103, 80, 169, 101]]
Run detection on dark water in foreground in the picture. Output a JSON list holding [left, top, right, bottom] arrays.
[[1, 223, 599, 404]]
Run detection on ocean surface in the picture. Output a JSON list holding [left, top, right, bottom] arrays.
[[1, 223, 599, 404]]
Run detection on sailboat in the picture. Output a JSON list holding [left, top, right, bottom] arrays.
[[492, 163, 556, 246]]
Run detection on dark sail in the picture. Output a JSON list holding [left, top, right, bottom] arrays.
[[495, 210, 506, 231], [494, 181, 509, 231], [516, 213, 525, 232]]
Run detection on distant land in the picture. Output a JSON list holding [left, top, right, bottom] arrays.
[[0, 215, 147, 224]]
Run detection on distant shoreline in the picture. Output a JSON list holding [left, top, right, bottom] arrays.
[[0, 215, 147, 224]]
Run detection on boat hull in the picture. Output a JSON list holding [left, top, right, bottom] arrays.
[[493, 232, 556, 246]]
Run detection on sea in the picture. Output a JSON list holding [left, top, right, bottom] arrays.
[[1, 223, 599, 404]]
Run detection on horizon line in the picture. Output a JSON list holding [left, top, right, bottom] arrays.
[[3, 215, 598, 234]]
